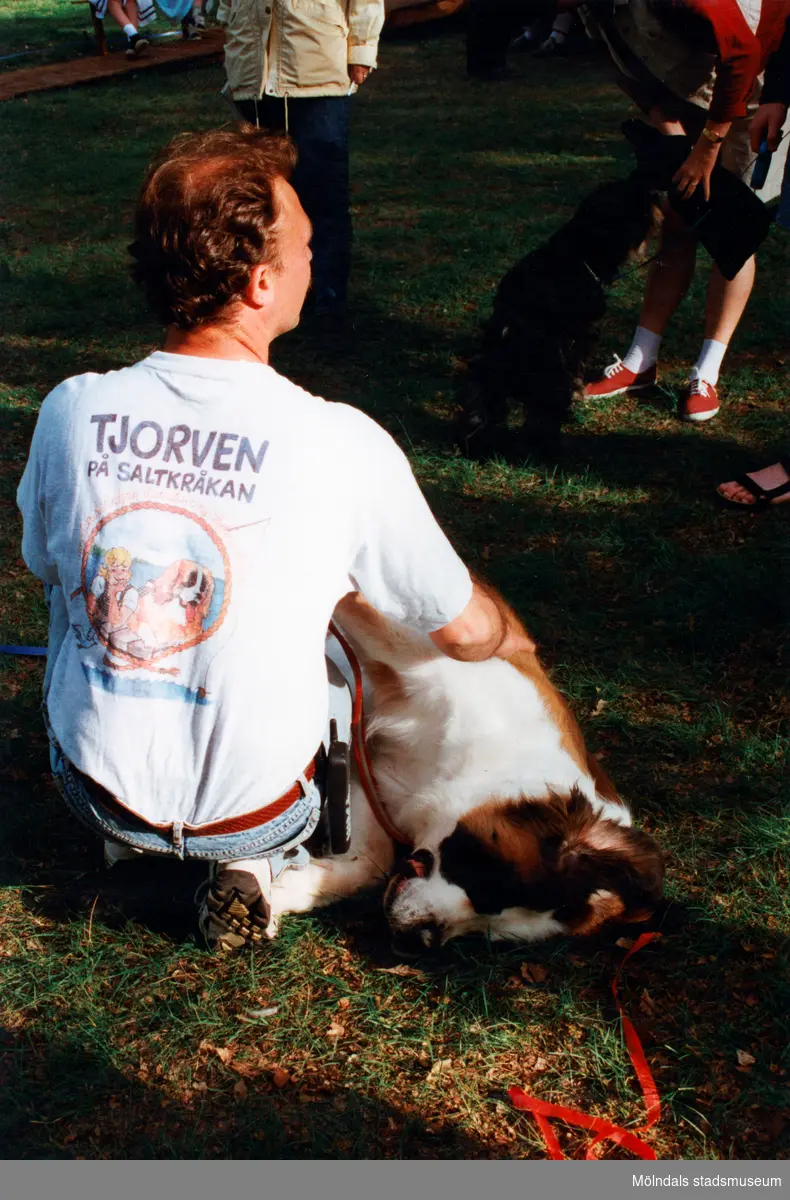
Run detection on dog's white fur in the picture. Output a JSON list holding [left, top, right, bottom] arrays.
[[266, 596, 634, 945]]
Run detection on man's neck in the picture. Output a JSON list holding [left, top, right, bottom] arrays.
[[164, 322, 273, 366]]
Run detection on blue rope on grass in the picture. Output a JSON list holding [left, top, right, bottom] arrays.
[[0, 645, 48, 657]]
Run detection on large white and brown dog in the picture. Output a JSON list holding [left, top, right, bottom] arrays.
[[266, 591, 664, 953]]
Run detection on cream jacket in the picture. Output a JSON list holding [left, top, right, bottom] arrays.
[[220, 0, 384, 100]]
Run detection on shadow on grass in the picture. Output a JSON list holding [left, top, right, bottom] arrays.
[[0, 1025, 502, 1159], [2, 850, 789, 1158]]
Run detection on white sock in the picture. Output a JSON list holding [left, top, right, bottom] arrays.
[[621, 326, 662, 374], [690, 338, 727, 386], [123, 22, 137, 37]]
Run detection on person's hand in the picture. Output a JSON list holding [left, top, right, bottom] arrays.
[[749, 102, 787, 152], [348, 64, 371, 87], [672, 139, 720, 202]]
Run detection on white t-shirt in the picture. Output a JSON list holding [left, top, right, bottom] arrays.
[[17, 353, 472, 826]]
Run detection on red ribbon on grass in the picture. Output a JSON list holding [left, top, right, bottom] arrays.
[[508, 931, 662, 1160]]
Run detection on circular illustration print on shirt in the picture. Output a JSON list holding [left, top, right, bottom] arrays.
[[78, 502, 231, 669]]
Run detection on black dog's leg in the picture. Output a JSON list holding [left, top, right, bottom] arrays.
[[519, 369, 575, 455], [457, 359, 510, 459]]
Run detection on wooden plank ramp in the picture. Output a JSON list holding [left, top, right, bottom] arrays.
[[0, 27, 225, 102]]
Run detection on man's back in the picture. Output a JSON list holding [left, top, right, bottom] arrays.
[[19, 353, 471, 825]]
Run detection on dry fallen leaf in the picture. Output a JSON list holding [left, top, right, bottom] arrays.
[[639, 988, 656, 1015], [338, 997, 351, 1009], [736, 1050, 756, 1067], [534, 1057, 549, 1072], [520, 962, 548, 985], [427, 1058, 453, 1081], [590, 698, 608, 717], [198, 1040, 234, 1065], [326, 1021, 346, 1039], [616, 937, 635, 950], [272, 1068, 290, 1089], [233, 1080, 248, 1100], [377, 964, 424, 978]]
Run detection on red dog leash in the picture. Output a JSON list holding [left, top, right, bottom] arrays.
[[328, 621, 409, 846], [508, 931, 663, 1159]]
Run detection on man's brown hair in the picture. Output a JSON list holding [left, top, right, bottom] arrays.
[[129, 126, 297, 330]]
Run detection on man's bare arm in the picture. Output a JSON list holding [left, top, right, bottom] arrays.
[[429, 580, 535, 663]]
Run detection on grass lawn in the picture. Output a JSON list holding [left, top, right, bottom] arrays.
[[1, 22, 789, 1161]]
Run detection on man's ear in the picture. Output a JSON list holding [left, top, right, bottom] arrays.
[[244, 262, 275, 311]]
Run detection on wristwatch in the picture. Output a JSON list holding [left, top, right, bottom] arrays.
[[701, 127, 726, 146]]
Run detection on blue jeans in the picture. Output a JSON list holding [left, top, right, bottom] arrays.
[[48, 732, 322, 862], [237, 96, 352, 309]]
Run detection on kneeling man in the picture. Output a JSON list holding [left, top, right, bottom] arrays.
[[17, 126, 533, 950]]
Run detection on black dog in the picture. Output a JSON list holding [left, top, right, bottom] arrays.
[[459, 174, 661, 457]]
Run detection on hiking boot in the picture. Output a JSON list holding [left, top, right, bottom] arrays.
[[125, 32, 150, 57], [679, 377, 720, 423], [196, 861, 272, 952], [583, 356, 658, 399]]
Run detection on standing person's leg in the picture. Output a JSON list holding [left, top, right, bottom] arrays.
[[233, 97, 286, 131], [584, 202, 698, 398], [585, 107, 700, 400], [105, 0, 150, 55], [288, 97, 351, 314], [182, 0, 205, 40], [678, 113, 765, 422], [536, 10, 573, 55], [467, 0, 533, 79], [679, 256, 756, 422]]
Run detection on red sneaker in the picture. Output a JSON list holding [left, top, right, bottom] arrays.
[[584, 356, 658, 399], [679, 378, 720, 423]]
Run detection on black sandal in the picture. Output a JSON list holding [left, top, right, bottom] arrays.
[[717, 455, 790, 512]]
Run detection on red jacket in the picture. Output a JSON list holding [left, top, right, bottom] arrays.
[[679, 0, 790, 119]]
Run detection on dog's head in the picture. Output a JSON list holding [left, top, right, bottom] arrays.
[[565, 176, 661, 279], [384, 787, 664, 954]]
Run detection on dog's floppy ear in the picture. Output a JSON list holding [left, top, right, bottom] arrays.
[[552, 788, 665, 934]]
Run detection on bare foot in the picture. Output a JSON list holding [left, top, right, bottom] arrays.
[[717, 461, 790, 507]]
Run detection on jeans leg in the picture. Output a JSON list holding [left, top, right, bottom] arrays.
[[467, 0, 554, 75], [234, 97, 286, 129], [287, 97, 352, 308]]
